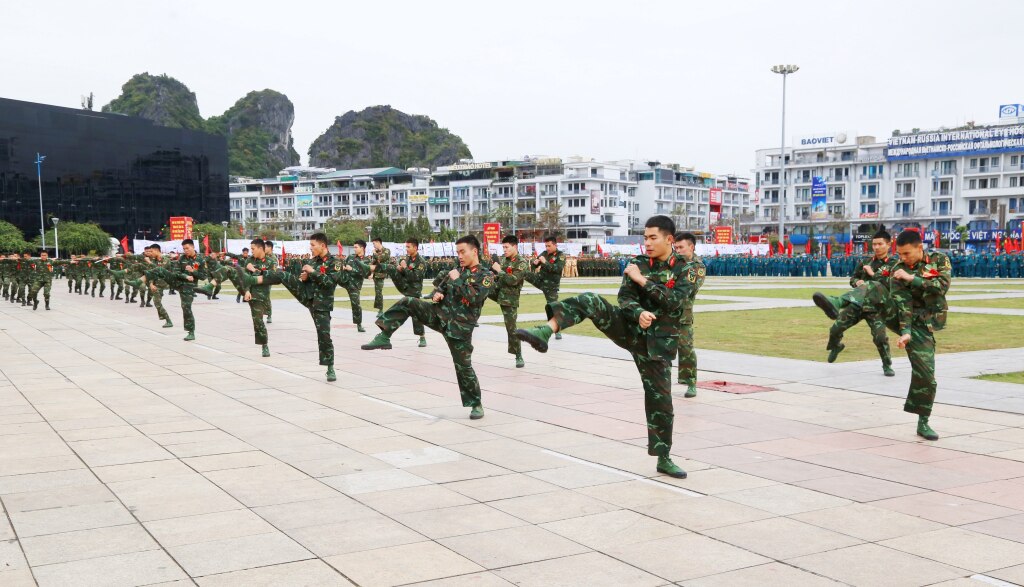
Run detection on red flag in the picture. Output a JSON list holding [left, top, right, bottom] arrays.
[[120, 235, 129, 254], [996, 234, 1002, 255], [596, 243, 605, 257], [845, 240, 852, 256], [777, 242, 784, 255], [787, 242, 793, 257], [202, 234, 210, 255], [337, 241, 343, 256], [805, 239, 813, 254], [715, 249, 720, 257], [934, 230, 940, 249], [827, 243, 832, 259], [281, 245, 286, 266]]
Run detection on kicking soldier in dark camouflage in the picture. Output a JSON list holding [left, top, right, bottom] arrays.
[[374, 238, 427, 347], [369, 237, 391, 316], [239, 232, 339, 380], [488, 235, 530, 368], [841, 229, 899, 376], [238, 239, 274, 357], [144, 239, 214, 341], [672, 232, 706, 398], [525, 236, 567, 340], [813, 280, 891, 365], [144, 245, 174, 328], [517, 215, 691, 478], [339, 240, 372, 332], [362, 235, 495, 419]]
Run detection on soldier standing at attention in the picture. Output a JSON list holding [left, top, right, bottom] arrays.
[[369, 237, 392, 318], [237, 233, 339, 381], [517, 216, 693, 478], [339, 239, 372, 333], [525, 235, 567, 340], [818, 229, 899, 375], [488, 235, 530, 368], [362, 235, 495, 420], [375, 238, 427, 347], [673, 232, 706, 398]]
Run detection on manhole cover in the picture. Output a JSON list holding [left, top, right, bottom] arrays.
[[697, 380, 776, 394]]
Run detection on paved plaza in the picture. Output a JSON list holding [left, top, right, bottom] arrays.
[[3, 277, 1024, 586]]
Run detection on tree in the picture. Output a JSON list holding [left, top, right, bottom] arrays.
[[191, 221, 245, 252], [323, 216, 370, 244], [537, 202, 565, 238], [492, 205, 514, 233], [31, 221, 111, 255], [370, 209, 398, 242], [437, 226, 459, 241], [0, 221, 33, 253]]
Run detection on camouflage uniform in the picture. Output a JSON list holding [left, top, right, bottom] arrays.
[[676, 255, 706, 385], [149, 255, 173, 323], [487, 253, 530, 357], [375, 264, 495, 407], [260, 254, 338, 365], [379, 253, 426, 337], [107, 257, 127, 299], [27, 258, 55, 309], [848, 254, 899, 369], [239, 256, 275, 345], [370, 247, 391, 312], [145, 253, 208, 334], [888, 251, 951, 417], [545, 255, 691, 457], [525, 249, 566, 306], [339, 253, 372, 327]]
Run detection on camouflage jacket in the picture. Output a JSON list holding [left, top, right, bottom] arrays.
[[370, 248, 391, 280], [850, 254, 898, 288], [889, 251, 951, 335], [528, 250, 566, 289], [171, 253, 209, 288], [492, 254, 530, 307], [341, 254, 372, 288], [430, 264, 495, 341], [619, 254, 694, 356], [677, 254, 706, 325], [242, 256, 274, 299], [382, 254, 425, 296], [301, 254, 339, 312]]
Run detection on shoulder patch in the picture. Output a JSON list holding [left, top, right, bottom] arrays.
[[481, 275, 494, 288]]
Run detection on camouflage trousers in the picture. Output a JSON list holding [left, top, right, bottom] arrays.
[[497, 304, 520, 355], [262, 270, 333, 365], [146, 268, 197, 332], [345, 284, 363, 326], [829, 284, 892, 368], [547, 293, 675, 457], [373, 278, 386, 311], [152, 285, 170, 321], [677, 323, 696, 384], [111, 274, 124, 298], [888, 321, 937, 417], [249, 295, 271, 345], [377, 297, 481, 407], [28, 279, 52, 304]]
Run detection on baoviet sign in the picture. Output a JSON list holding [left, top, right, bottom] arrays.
[[169, 217, 193, 240]]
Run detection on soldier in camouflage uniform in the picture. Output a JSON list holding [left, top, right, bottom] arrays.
[[362, 235, 495, 419], [238, 233, 339, 381], [27, 251, 56, 310], [338, 239, 373, 332], [143, 244, 174, 328], [488, 235, 530, 367], [0, 254, 13, 300], [517, 216, 692, 478], [369, 237, 391, 317], [374, 238, 427, 347], [106, 254, 127, 300], [227, 247, 250, 303], [144, 239, 214, 341], [525, 236, 567, 340], [842, 229, 899, 376], [236, 239, 274, 357], [673, 232, 706, 398]]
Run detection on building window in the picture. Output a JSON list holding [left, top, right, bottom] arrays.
[[860, 184, 879, 198], [860, 203, 877, 215]]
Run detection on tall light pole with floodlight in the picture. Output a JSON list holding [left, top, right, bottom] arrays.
[[770, 64, 799, 245]]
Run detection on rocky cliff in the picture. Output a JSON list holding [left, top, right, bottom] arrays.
[[205, 90, 300, 178]]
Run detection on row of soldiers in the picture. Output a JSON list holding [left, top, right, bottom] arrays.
[[948, 251, 1024, 278], [706, 254, 831, 277]]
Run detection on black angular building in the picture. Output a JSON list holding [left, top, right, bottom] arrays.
[[0, 97, 228, 241]]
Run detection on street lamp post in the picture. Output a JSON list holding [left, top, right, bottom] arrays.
[[221, 221, 228, 254], [770, 64, 799, 245], [36, 153, 47, 250], [52, 218, 60, 259]]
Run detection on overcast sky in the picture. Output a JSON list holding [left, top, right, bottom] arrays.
[[9, 0, 1024, 177]]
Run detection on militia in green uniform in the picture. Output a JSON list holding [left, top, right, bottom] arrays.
[[144, 239, 214, 341], [338, 240, 372, 332], [369, 238, 391, 315], [525, 236, 566, 340], [239, 233, 339, 381], [27, 251, 56, 310], [672, 232, 706, 398], [843, 230, 899, 376], [362, 235, 495, 419], [143, 245, 175, 328], [236, 239, 274, 357], [488, 235, 530, 368], [374, 238, 427, 347], [517, 216, 692, 478]]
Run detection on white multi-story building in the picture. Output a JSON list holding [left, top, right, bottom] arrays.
[[748, 118, 1024, 241], [229, 156, 754, 242]]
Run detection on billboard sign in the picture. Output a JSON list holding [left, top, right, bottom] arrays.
[[169, 216, 193, 240], [483, 223, 502, 246], [887, 124, 1024, 160]]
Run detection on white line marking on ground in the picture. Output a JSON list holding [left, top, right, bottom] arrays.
[[261, 365, 303, 379], [541, 449, 704, 497], [971, 575, 1019, 587], [194, 344, 225, 354], [363, 397, 437, 419]]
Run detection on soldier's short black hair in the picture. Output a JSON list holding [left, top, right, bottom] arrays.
[[181, 238, 195, 247], [310, 233, 329, 246], [264, 240, 274, 249], [544, 235, 558, 244], [406, 238, 420, 248], [895, 230, 922, 246], [455, 235, 480, 252], [372, 237, 382, 244], [242, 247, 250, 252], [675, 232, 697, 246], [250, 239, 264, 248], [151, 244, 162, 252], [872, 230, 892, 242], [502, 235, 518, 246], [354, 239, 367, 248], [645, 215, 676, 236]]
